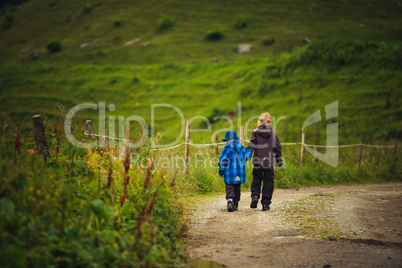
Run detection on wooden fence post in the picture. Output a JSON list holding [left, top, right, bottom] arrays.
[[125, 122, 130, 153], [85, 120, 93, 139], [300, 132, 305, 166], [66, 122, 73, 137], [185, 120, 191, 175], [109, 117, 116, 150], [359, 135, 364, 167], [215, 134, 219, 156], [32, 115, 49, 160], [240, 126, 244, 146]]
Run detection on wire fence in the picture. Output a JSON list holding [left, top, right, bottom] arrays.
[[30, 115, 399, 170], [89, 133, 398, 151]]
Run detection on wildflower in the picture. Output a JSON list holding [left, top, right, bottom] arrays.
[[29, 187, 34, 192], [37, 190, 41, 195]]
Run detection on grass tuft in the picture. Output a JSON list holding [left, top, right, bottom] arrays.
[[157, 15, 174, 31]]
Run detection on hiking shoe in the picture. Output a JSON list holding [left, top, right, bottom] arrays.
[[250, 195, 258, 209], [227, 199, 234, 212], [262, 204, 270, 211], [234, 202, 238, 211]]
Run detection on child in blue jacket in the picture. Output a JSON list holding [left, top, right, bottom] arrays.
[[218, 130, 252, 212]]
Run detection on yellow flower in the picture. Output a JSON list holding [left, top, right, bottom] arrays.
[[29, 187, 34, 192], [37, 190, 41, 195]]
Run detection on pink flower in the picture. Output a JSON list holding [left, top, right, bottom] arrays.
[[27, 149, 35, 154]]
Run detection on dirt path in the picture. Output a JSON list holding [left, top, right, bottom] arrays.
[[185, 183, 402, 267]]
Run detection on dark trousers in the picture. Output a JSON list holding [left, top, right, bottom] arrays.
[[225, 183, 241, 202], [251, 166, 274, 205]]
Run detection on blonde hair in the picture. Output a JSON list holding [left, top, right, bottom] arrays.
[[257, 112, 272, 127]]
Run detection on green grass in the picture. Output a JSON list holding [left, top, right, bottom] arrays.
[[1, 40, 401, 145], [286, 192, 341, 240], [0, 121, 185, 267], [0, 0, 401, 144], [1, 0, 401, 65], [173, 139, 402, 194]]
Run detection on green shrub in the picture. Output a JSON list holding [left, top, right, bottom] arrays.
[[263, 64, 281, 79], [157, 15, 174, 31], [239, 86, 253, 98], [0, 117, 185, 267], [258, 80, 277, 96], [113, 19, 122, 27], [205, 28, 223, 41], [113, 36, 122, 43], [235, 14, 248, 29], [198, 107, 223, 128], [46, 41, 62, 53], [82, 3, 92, 15], [262, 37, 275, 46], [205, 107, 225, 127], [286, 40, 402, 68], [2, 15, 14, 30]]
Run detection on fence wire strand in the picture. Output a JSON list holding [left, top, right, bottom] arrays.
[[87, 133, 398, 151]]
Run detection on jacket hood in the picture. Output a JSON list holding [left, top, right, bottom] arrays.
[[256, 124, 272, 138], [225, 140, 243, 153]]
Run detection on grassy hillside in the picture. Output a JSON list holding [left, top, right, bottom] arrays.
[[1, 0, 401, 65], [1, 40, 401, 144], [0, 0, 401, 144]]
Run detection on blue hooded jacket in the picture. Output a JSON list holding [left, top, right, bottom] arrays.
[[218, 140, 252, 184]]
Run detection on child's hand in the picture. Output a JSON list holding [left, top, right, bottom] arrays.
[[276, 160, 283, 168], [276, 157, 283, 168]]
